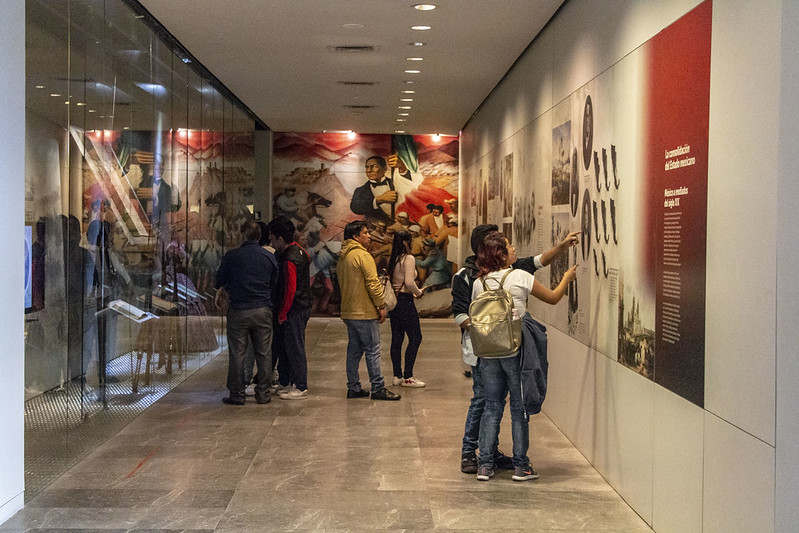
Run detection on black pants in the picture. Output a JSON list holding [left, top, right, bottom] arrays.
[[389, 293, 422, 379], [274, 306, 311, 391], [227, 306, 273, 401]]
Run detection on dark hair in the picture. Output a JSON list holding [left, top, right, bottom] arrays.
[[470, 224, 499, 254], [268, 216, 295, 243], [240, 220, 261, 242], [476, 231, 508, 277], [426, 203, 435, 210], [344, 220, 368, 241], [256, 221, 270, 246], [387, 231, 412, 281], [433, 205, 444, 212], [366, 156, 387, 168]]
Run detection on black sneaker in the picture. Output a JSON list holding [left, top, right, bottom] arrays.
[[222, 396, 245, 406], [494, 449, 514, 470], [346, 389, 370, 398], [512, 464, 540, 481], [476, 464, 495, 481], [461, 453, 478, 474], [370, 388, 401, 401]]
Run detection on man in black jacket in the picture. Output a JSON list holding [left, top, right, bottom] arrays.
[[452, 224, 579, 473], [269, 217, 312, 400]]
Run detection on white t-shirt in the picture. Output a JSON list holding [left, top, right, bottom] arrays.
[[470, 267, 535, 319]]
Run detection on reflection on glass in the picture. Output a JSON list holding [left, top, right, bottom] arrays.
[[24, 0, 258, 499]]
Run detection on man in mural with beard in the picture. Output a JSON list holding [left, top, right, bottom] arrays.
[[350, 154, 422, 225], [452, 224, 580, 474]]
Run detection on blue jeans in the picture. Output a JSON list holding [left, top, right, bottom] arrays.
[[462, 361, 507, 457], [478, 355, 529, 468], [343, 319, 385, 393]]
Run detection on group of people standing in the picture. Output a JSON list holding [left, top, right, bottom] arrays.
[[214, 218, 313, 405]]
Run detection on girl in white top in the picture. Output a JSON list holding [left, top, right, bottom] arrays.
[[387, 231, 426, 387], [472, 231, 576, 482]]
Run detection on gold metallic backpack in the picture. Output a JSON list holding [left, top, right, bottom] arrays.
[[468, 269, 522, 357]]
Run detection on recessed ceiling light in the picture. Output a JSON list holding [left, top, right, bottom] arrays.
[[399, 106, 412, 109], [123, 126, 130, 130], [35, 85, 45, 89], [413, 4, 437, 10], [64, 101, 70, 105], [411, 25, 431, 31], [343, 23, 363, 29], [406, 57, 423, 61], [50, 93, 61, 97], [76, 102, 86, 106], [402, 80, 415, 84], [410, 42, 426, 46], [400, 98, 414, 102], [396, 118, 407, 122], [398, 114, 410, 117], [88, 109, 96, 113], [402, 90, 415, 94], [395, 130, 406, 134], [404, 69, 420, 74]]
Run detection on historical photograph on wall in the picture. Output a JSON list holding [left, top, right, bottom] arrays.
[[272, 132, 459, 317], [502, 152, 513, 217]]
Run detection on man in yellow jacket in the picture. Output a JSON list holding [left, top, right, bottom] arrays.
[[337, 220, 401, 401]]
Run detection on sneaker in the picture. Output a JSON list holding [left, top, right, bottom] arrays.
[[512, 464, 539, 481], [392, 376, 403, 386], [461, 453, 478, 474], [476, 464, 495, 481], [222, 396, 245, 406], [244, 384, 256, 397], [401, 377, 425, 388], [370, 387, 401, 401], [494, 450, 514, 470], [272, 384, 288, 396], [279, 386, 308, 400], [347, 388, 370, 398]]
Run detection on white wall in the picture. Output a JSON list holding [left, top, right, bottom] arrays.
[[460, 1, 797, 531], [0, 0, 27, 523]]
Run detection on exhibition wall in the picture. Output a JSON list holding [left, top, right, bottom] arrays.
[[0, 1, 26, 523], [459, 0, 798, 531]]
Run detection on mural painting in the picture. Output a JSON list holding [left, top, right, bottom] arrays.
[[272, 132, 459, 317]]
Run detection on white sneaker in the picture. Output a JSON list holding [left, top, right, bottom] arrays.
[[278, 386, 309, 400], [401, 377, 426, 388], [392, 376, 403, 386], [245, 384, 256, 396]]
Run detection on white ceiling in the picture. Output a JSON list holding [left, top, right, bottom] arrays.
[[139, 0, 564, 136]]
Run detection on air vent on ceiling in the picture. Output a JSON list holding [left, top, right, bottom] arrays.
[[343, 105, 376, 110], [328, 45, 377, 53], [337, 81, 377, 86]]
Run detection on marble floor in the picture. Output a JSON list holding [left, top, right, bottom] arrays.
[[3, 318, 652, 532]]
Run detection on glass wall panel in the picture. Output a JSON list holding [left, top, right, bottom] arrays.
[[24, 0, 258, 499]]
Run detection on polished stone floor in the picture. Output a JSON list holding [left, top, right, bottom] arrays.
[[3, 318, 652, 532]]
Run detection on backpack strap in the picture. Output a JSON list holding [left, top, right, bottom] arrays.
[[479, 267, 514, 291]]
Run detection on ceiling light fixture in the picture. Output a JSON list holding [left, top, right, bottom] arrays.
[[432, 133, 441, 141], [404, 69, 420, 74], [413, 4, 437, 10], [398, 113, 410, 116], [35, 85, 45, 89], [410, 42, 426, 46], [402, 80, 415, 84], [50, 93, 61, 97], [396, 118, 407, 122], [342, 23, 363, 29], [399, 106, 412, 109], [400, 98, 414, 102], [411, 25, 431, 31], [406, 57, 423, 61], [395, 130, 406, 134], [402, 90, 415, 94]]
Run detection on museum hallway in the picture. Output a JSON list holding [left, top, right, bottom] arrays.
[[2, 318, 652, 531]]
